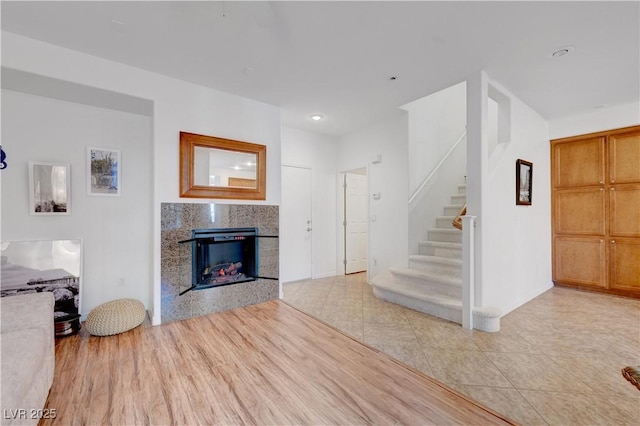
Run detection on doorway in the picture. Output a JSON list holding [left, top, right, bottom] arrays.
[[281, 165, 312, 283], [343, 168, 368, 274]]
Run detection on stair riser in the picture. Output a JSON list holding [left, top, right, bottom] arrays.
[[374, 287, 462, 324], [409, 260, 462, 277], [436, 217, 456, 228], [451, 195, 466, 205], [444, 206, 462, 216], [428, 230, 462, 243], [373, 286, 500, 332], [390, 273, 461, 299], [419, 245, 462, 259]]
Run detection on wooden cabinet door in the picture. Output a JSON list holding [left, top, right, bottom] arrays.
[[610, 238, 640, 295], [609, 184, 640, 238], [609, 131, 640, 184], [554, 236, 607, 288], [554, 188, 606, 236], [552, 137, 605, 188]]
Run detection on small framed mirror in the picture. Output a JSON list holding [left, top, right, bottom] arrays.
[[180, 132, 266, 200]]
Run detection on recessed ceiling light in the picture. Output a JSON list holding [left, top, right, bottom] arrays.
[[310, 114, 324, 121], [551, 45, 575, 58], [389, 76, 398, 81]]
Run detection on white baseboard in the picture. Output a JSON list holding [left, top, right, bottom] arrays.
[[312, 271, 337, 279], [281, 277, 311, 285], [150, 309, 161, 326]]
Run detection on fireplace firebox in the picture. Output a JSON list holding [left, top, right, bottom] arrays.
[[178, 227, 276, 295]]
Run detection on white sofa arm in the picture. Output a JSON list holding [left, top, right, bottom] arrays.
[[1, 293, 55, 340], [1, 293, 55, 426]]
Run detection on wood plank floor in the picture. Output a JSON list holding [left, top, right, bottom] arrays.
[[43, 301, 515, 425]]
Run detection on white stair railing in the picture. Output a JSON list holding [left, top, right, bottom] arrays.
[[461, 215, 476, 330], [408, 129, 467, 204]]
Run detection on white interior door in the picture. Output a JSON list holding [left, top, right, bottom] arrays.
[[281, 165, 312, 282], [345, 171, 368, 274]]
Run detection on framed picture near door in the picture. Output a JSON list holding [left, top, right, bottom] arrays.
[[516, 159, 532, 205]]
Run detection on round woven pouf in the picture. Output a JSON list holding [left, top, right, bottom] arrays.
[[85, 298, 146, 336]]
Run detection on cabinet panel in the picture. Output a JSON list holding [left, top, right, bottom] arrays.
[[610, 238, 640, 294], [552, 137, 605, 188], [554, 188, 606, 235], [554, 237, 606, 288], [610, 185, 640, 238], [609, 131, 640, 184]]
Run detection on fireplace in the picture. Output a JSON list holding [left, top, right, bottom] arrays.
[[179, 227, 276, 295], [161, 203, 279, 323]]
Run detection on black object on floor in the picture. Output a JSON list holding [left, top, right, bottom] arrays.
[[55, 313, 81, 337]]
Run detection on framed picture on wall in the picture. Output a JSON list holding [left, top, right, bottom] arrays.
[[87, 147, 121, 196], [28, 161, 71, 215], [516, 159, 533, 205]]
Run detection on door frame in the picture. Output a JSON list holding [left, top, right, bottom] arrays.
[[337, 165, 371, 282]]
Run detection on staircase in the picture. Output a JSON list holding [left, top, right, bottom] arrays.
[[371, 183, 500, 332]]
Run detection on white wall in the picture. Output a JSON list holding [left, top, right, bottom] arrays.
[[281, 126, 338, 279], [1, 90, 152, 314], [549, 101, 640, 139], [467, 71, 552, 315], [402, 81, 467, 193], [337, 112, 409, 279], [402, 82, 467, 254], [2, 32, 282, 324]]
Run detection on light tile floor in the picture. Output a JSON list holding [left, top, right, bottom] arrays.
[[283, 273, 640, 425]]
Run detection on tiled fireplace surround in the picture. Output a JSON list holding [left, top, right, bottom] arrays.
[[161, 203, 279, 323]]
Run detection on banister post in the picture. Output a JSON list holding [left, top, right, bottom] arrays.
[[462, 215, 476, 330]]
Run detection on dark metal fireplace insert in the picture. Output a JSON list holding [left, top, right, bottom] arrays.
[[178, 227, 276, 295]]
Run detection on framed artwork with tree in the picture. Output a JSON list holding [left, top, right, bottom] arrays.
[[87, 147, 121, 196]]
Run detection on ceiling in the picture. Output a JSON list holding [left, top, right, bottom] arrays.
[[2, 1, 638, 136]]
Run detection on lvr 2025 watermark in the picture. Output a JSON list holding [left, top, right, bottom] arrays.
[[3, 408, 57, 420]]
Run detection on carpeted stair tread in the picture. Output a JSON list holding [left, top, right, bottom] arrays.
[[389, 267, 462, 287], [419, 241, 462, 249], [428, 227, 462, 233], [372, 272, 462, 308], [418, 241, 463, 258], [409, 255, 462, 266]]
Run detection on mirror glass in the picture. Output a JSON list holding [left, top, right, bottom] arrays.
[[180, 132, 266, 200], [193, 147, 258, 189]]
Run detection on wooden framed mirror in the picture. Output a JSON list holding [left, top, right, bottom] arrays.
[[179, 132, 266, 200]]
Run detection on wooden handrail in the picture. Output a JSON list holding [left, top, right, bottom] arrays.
[[452, 204, 466, 230]]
